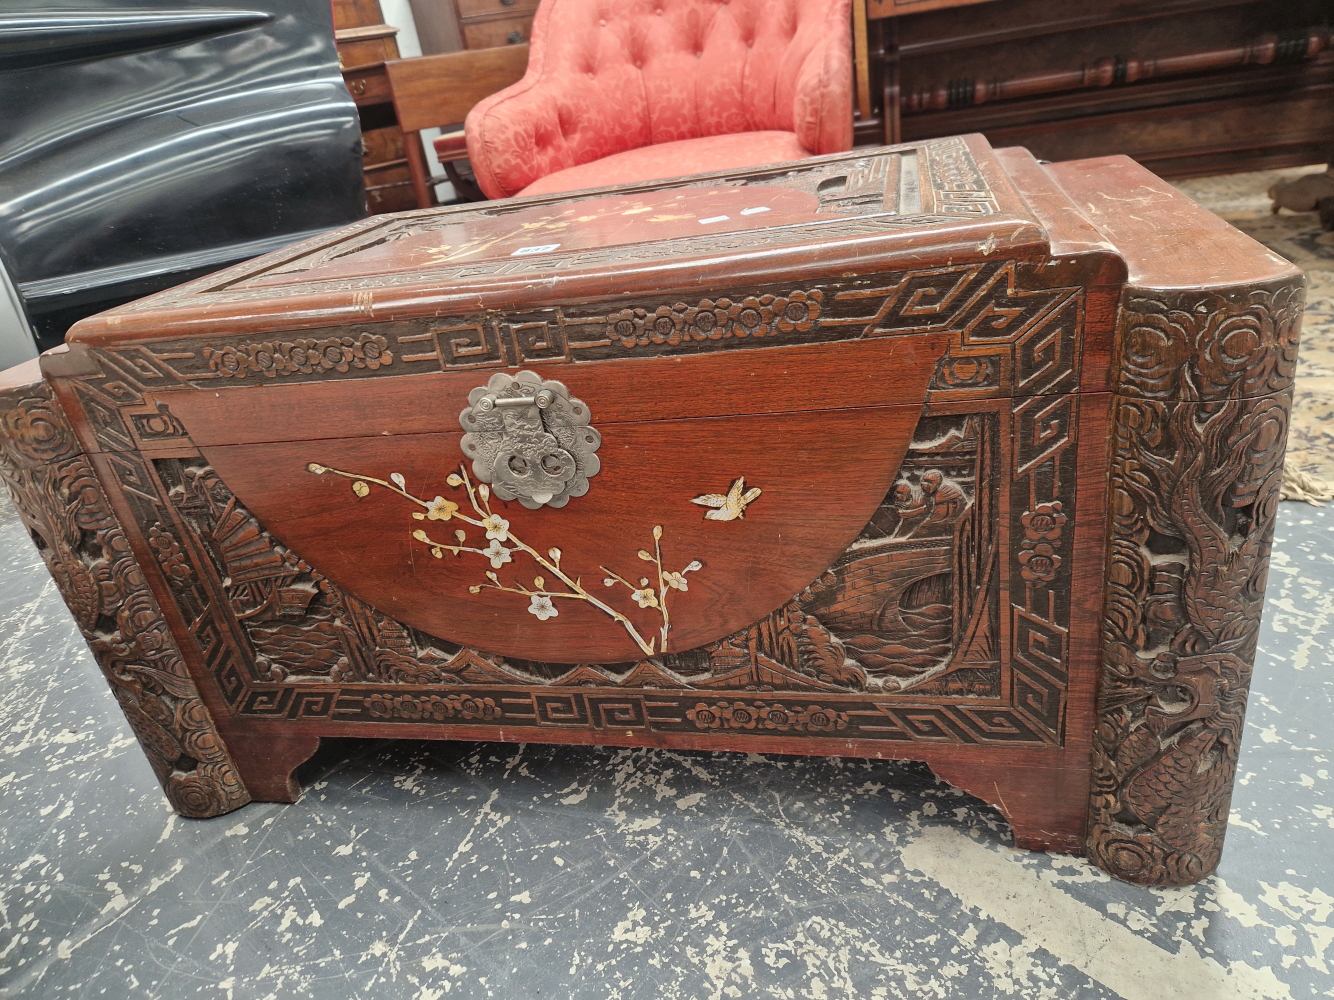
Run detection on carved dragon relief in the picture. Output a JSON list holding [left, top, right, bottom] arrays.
[[0, 385, 248, 818], [1089, 282, 1302, 885]]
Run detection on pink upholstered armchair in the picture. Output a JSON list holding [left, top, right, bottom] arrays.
[[464, 0, 853, 200]]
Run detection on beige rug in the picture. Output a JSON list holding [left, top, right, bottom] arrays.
[[1171, 166, 1334, 503]]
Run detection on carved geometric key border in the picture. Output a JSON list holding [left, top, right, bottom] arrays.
[[74, 397, 1080, 749], [52, 259, 1088, 749], [107, 403, 1075, 746], [77, 261, 1083, 409]]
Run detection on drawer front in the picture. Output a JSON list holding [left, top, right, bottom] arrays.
[[342, 66, 392, 105], [337, 36, 397, 71], [332, 0, 386, 30], [456, 0, 538, 19], [361, 125, 406, 166], [366, 172, 418, 214], [462, 14, 533, 49]]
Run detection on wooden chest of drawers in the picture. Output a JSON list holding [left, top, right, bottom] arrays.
[[0, 135, 1302, 886], [334, 0, 422, 214], [454, 0, 535, 49]]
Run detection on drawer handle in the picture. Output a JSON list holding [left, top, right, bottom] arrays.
[[506, 30, 523, 43], [460, 371, 601, 509], [349, 78, 367, 95], [501, 0, 516, 5]]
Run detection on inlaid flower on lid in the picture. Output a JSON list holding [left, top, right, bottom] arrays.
[[481, 513, 510, 541], [425, 496, 458, 521], [481, 539, 512, 568]]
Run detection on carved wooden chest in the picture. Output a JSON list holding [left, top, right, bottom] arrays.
[[0, 135, 1302, 886]]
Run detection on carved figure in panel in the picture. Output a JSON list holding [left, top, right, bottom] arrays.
[[796, 413, 998, 695]]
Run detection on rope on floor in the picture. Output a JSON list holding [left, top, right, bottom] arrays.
[[1281, 465, 1334, 505]]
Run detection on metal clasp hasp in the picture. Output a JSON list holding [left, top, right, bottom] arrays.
[[474, 389, 555, 412], [459, 371, 601, 510]]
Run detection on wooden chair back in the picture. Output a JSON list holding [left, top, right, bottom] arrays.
[[385, 46, 530, 207]]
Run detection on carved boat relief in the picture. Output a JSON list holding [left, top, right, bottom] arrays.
[[680, 411, 1002, 699]]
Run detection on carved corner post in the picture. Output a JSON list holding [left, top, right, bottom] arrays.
[[1087, 280, 1303, 885], [0, 377, 251, 818]]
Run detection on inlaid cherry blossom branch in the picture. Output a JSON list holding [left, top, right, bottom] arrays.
[[306, 461, 702, 655], [598, 525, 702, 651]]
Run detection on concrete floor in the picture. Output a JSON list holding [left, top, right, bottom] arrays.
[[1, 491, 1333, 999]]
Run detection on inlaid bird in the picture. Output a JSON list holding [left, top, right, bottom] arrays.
[[691, 477, 762, 521]]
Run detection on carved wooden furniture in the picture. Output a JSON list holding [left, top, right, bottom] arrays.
[[863, 0, 1334, 177], [0, 134, 1303, 886], [464, 0, 855, 199], [385, 46, 530, 207]]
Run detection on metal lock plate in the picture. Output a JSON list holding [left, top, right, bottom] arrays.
[[459, 370, 601, 509]]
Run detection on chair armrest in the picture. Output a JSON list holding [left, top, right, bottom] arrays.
[[433, 130, 468, 163]]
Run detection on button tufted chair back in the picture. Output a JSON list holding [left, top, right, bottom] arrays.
[[466, 0, 853, 199]]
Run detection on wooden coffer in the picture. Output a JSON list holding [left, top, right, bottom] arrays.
[[0, 135, 1302, 886]]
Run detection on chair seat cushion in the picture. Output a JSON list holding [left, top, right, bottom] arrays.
[[518, 131, 812, 198]]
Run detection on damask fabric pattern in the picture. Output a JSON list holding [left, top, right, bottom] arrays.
[[1172, 166, 1334, 488], [0, 492, 1332, 999], [466, 0, 854, 199]]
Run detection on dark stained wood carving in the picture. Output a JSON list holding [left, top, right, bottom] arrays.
[[1088, 283, 1302, 885], [44, 251, 1088, 742], [78, 259, 1074, 384], [0, 382, 249, 817], [4, 138, 1304, 885]]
